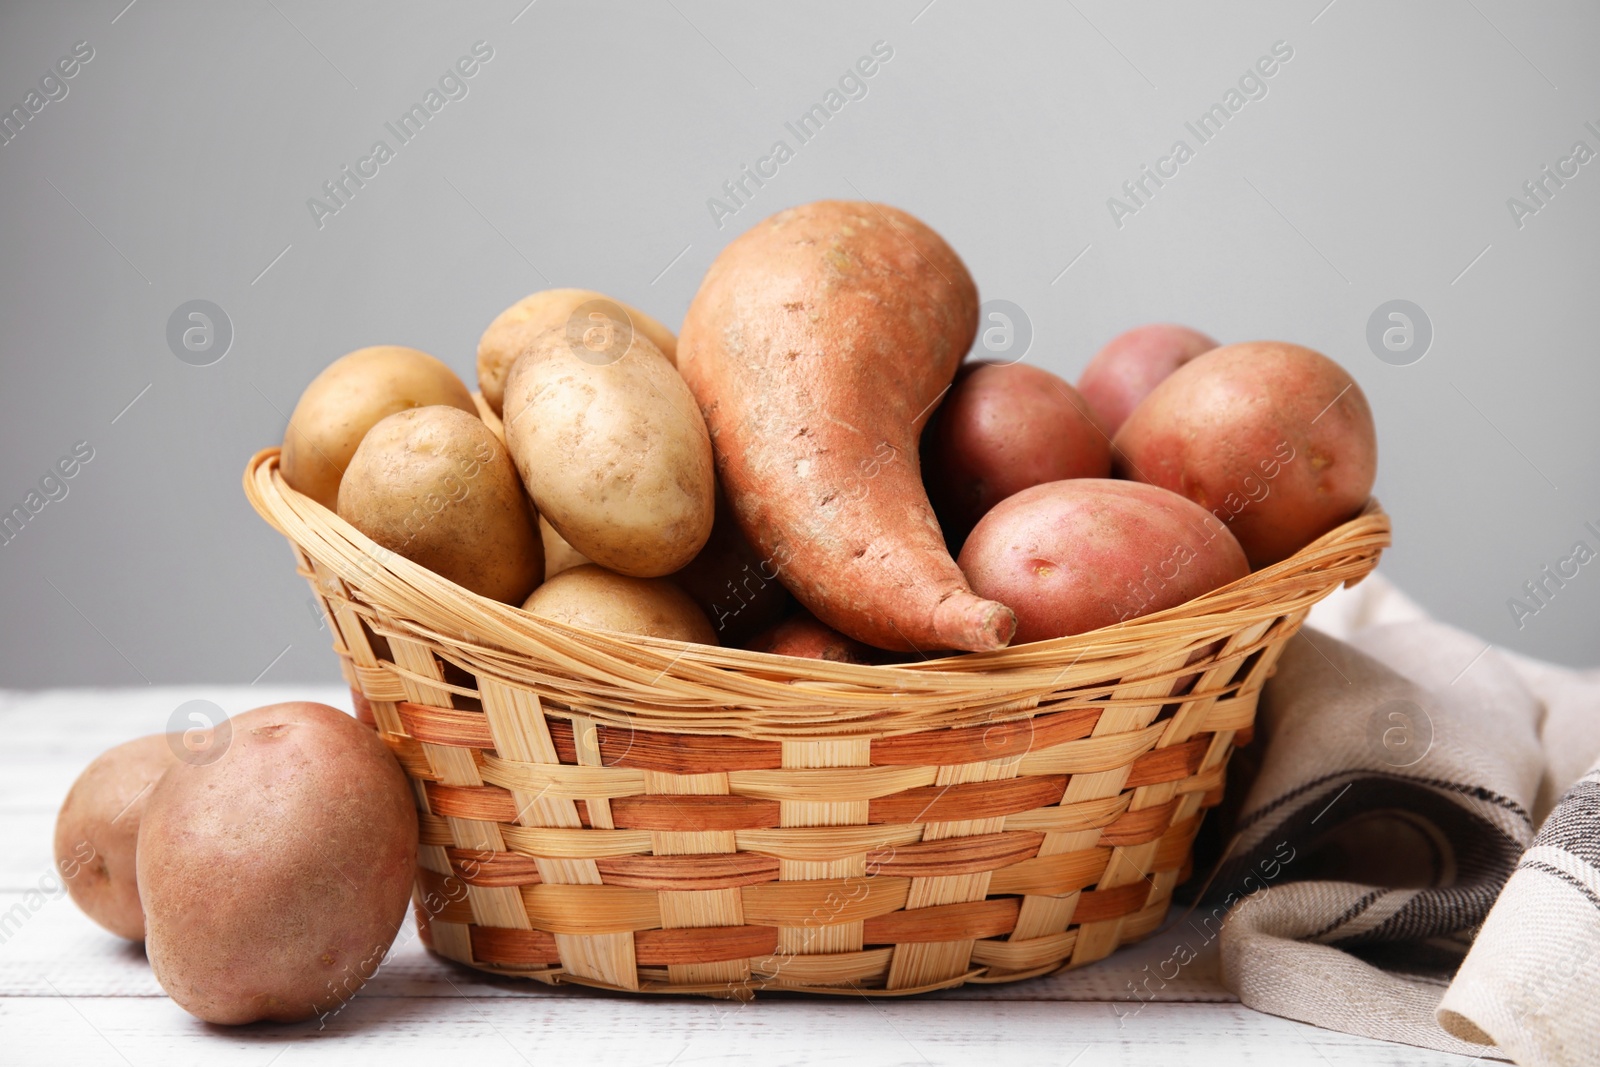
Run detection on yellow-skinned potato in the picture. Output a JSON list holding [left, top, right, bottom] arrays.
[[281, 346, 477, 510], [337, 406, 543, 604], [503, 323, 714, 577], [477, 288, 678, 415], [523, 564, 717, 645], [540, 514, 590, 578]]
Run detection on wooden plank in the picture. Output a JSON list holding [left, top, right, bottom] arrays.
[[0, 995, 1483, 1066]]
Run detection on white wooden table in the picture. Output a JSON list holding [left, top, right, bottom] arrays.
[[0, 688, 1480, 1065]]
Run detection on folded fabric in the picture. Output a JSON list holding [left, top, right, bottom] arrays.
[[1200, 575, 1600, 1063], [1438, 760, 1600, 1065]]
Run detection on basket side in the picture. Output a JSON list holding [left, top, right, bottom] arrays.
[[245, 447, 1387, 995]]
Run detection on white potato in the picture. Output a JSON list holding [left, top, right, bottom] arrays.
[[502, 322, 713, 578]]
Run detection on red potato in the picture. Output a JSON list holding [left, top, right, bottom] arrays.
[[747, 610, 883, 665], [923, 361, 1110, 542], [138, 703, 417, 1025], [1111, 341, 1377, 568], [959, 479, 1249, 643], [1078, 324, 1218, 435], [678, 200, 1015, 653], [53, 734, 178, 941]]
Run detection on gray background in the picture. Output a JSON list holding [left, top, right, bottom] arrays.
[[2, 0, 1597, 687]]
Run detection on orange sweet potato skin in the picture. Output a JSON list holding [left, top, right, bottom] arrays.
[[746, 610, 884, 665], [678, 200, 1014, 652]]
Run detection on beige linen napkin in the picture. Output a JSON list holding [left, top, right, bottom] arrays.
[[1202, 575, 1600, 1064]]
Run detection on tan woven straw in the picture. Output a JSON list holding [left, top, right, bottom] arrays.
[[244, 445, 1388, 997]]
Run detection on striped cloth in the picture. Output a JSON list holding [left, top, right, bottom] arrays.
[[1200, 575, 1600, 1065]]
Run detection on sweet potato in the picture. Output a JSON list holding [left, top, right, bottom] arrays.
[[678, 200, 1015, 652], [746, 610, 883, 665], [958, 479, 1249, 642], [923, 361, 1110, 543], [1111, 341, 1376, 567], [1077, 324, 1217, 435]]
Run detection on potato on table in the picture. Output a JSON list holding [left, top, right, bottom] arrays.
[[137, 702, 417, 1025], [53, 734, 178, 941]]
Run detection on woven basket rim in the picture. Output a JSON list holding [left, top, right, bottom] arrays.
[[244, 447, 1388, 721]]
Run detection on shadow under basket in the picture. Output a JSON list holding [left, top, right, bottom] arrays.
[[244, 447, 1388, 998]]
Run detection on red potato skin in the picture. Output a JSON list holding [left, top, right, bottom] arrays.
[[1078, 324, 1218, 435], [53, 734, 178, 941], [678, 200, 1016, 653], [137, 702, 417, 1025], [958, 479, 1250, 643], [923, 361, 1110, 543], [1111, 341, 1376, 568], [746, 610, 884, 665]]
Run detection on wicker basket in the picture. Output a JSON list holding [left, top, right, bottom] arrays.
[[244, 446, 1387, 998]]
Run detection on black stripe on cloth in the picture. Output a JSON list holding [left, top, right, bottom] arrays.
[[1306, 887, 1384, 941], [1200, 778, 1527, 948], [1353, 881, 1506, 947], [1235, 770, 1532, 833], [1520, 860, 1600, 915], [1530, 778, 1600, 871]]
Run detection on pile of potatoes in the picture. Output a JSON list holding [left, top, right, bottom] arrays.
[[272, 207, 1375, 662], [268, 321, 809, 654], [929, 328, 1378, 644], [280, 290, 785, 648]]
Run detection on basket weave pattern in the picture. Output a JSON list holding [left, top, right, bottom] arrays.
[[245, 448, 1388, 997]]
